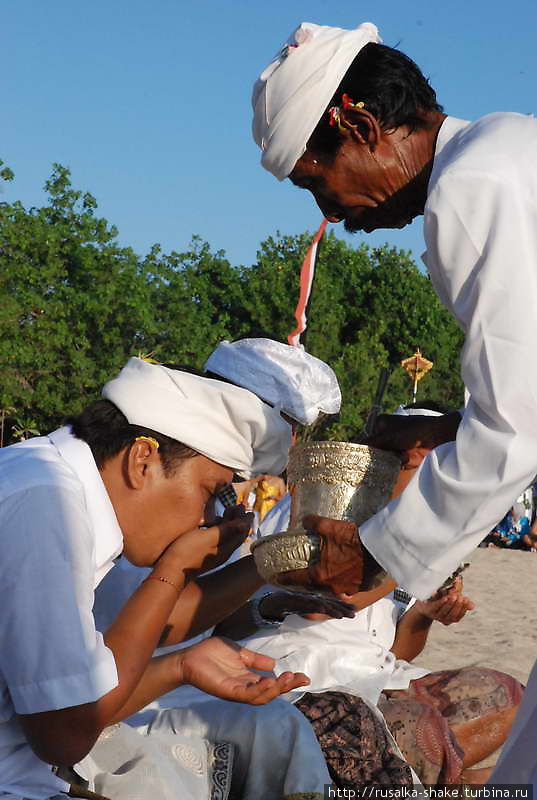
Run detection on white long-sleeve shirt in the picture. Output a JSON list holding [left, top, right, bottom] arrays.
[[361, 113, 537, 600], [0, 428, 122, 798]]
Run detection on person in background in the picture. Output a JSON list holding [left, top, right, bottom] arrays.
[[254, 474, 287, 521], [523, 510, 537, 551], [484, 484, 535, 550]]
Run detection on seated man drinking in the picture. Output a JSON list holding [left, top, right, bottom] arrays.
[[0, 354, 320, 800], [88, 339, 346, 800]]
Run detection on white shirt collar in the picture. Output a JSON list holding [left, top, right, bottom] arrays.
[[48, 426, 123, 585], [421, 115, 472, 268], [433, 115, 471, 160]]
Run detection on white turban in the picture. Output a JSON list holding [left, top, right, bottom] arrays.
[[394, 404, 443, 418], [204, 338, 341, 426], [252, 21, 381, 180], [102, 358, 292, 478]]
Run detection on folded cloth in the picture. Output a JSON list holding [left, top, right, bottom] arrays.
[[205, 338, 341, 426], [75, 722, 231, 800]]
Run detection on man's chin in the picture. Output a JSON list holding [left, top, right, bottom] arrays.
[[344, 210, 386, 233], [344, 217, 383, 234], [344, 213, 414, 234], [344, 218, 364, 234]]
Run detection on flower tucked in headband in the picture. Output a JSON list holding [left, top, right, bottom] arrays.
[[328, 93, 365, 132], [279, 43, 298, 61], [278, 25, 314, 61]]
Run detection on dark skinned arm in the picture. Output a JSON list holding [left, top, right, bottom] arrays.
[[214, 580, 395, 640], [158, 555, 264, 646], [18, 515, 251, 767], [390, 580, 474, 662], [389, 602, 434, 662], [214, 592, 357, 640], [301, 577, 396, 621]]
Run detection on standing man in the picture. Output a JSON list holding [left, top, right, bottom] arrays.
[[252, 20, 537, 785]]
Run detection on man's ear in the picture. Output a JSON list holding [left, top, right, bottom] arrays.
[[339, 107, 381, 149], [125, 438, 160, 489]]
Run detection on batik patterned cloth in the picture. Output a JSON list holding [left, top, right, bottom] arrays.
[[379, 667, 524, 784], [296, 691, 413, 789]]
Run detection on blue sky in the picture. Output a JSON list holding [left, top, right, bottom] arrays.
[[3, 0, 536, 267]]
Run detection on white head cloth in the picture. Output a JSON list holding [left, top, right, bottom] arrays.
[[204, 338, 341, 426], [394, 404, 443, 418], [102, 358, 292, 478], [252, 21, 381, 181]]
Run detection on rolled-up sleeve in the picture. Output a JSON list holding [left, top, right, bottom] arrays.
[[361, 168, 537, 598], [0, 485, 118, 714]]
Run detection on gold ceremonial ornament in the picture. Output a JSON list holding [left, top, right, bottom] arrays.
[[134, 436, 160, 450], [401, 348, 433, 403], [251, 441, 400, 594]]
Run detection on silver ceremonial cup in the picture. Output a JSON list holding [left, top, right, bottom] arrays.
[[251, 441, 400, 591]]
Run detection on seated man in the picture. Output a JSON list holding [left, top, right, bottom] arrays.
[[88, 339, 345, 800], [484, 484, 535, 550], [0, 355, 319, 800], [214, 406, 523, 788]]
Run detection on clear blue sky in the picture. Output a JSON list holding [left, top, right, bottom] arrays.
[[3, 0, 536, 267]]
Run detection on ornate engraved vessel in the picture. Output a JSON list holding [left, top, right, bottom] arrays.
[[251, 441, 400, 591]]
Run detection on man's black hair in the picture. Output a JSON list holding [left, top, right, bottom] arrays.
[[67, 399, 198, 475], [308, 43, 443, 157]]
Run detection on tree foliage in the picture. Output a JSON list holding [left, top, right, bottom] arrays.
[[0, 162, 464, 445], [0, 163, 154, 441]]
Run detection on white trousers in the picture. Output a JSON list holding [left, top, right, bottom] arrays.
[[29, 697, 329, 800], [147, 697, 329, 799], [3, 697, 329, 799]]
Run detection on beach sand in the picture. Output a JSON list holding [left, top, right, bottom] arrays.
[[411, 547, 537, 769], [412, 547, 537, 685]]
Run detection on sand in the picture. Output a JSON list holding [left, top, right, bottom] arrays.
[[412, 547, 537, 686], [410, 547, 536, 769]]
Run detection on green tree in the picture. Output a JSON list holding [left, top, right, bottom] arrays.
[[1, 163, 464, 447], [144, 236, 247, 366], [241, 230, 464, 440], [0, 163, 154, 441]]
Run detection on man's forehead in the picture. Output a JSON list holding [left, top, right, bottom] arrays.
[[289, 158, 309, 184], [289, 159, 331, 195], [290, 154, 319, 182]]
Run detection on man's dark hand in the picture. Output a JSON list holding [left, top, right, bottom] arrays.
[[276, 515, 383, 596], [156, 506, 254, 582], [260, 591, 356, 621]]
